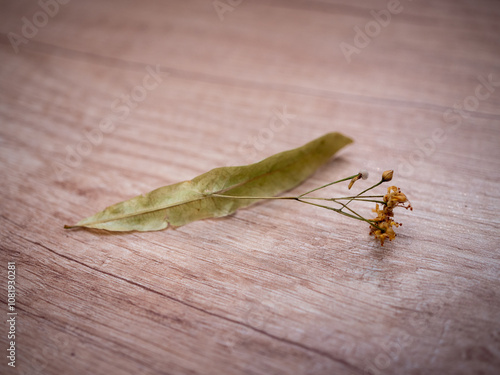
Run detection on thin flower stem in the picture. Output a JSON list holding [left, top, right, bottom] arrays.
[[335, 195, 384, 199], [304, 197, 385, 204], [335, 198, 386, 204], [353, 181, 384, 199], [303, 197, 387, 206], [297, 199, 382, 230], [330, 200, 380, 228], [298, 174, 359, 197], [213, 194, 384, 205], [327, 199, 365, 220], [213, 189, 384, 230], [297, 199, 358, 219], [213, 194, 297, 200], [340, 180, 384, 211]]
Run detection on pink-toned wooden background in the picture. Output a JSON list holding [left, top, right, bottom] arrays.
[[1, 1, 499, 374]]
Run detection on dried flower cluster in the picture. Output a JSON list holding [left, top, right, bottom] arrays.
[[287, 169, 412, 246], [369, 185, 413, 245]]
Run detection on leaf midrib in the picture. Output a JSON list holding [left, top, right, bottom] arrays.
[[82, 158, 304, 226]]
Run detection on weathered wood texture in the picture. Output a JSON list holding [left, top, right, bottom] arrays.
[[1, 1, 499, 374]]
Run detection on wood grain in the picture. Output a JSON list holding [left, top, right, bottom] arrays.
[[1, 1, 499, 374]]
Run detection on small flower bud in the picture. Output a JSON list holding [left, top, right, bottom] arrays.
[[359, 170, 369, 180], [348, 175, 359, 190], [382, 170, 394, 182]]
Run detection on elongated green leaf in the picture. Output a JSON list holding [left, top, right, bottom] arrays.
[[65, 132, 352, 232]]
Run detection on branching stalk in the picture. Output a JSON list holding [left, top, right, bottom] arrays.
[[214, 169, 411, 246]]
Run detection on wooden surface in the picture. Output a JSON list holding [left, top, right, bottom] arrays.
[[1, 1, 500, 374]]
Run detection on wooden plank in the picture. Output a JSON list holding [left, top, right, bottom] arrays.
[[1, 0, 499, 374]]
